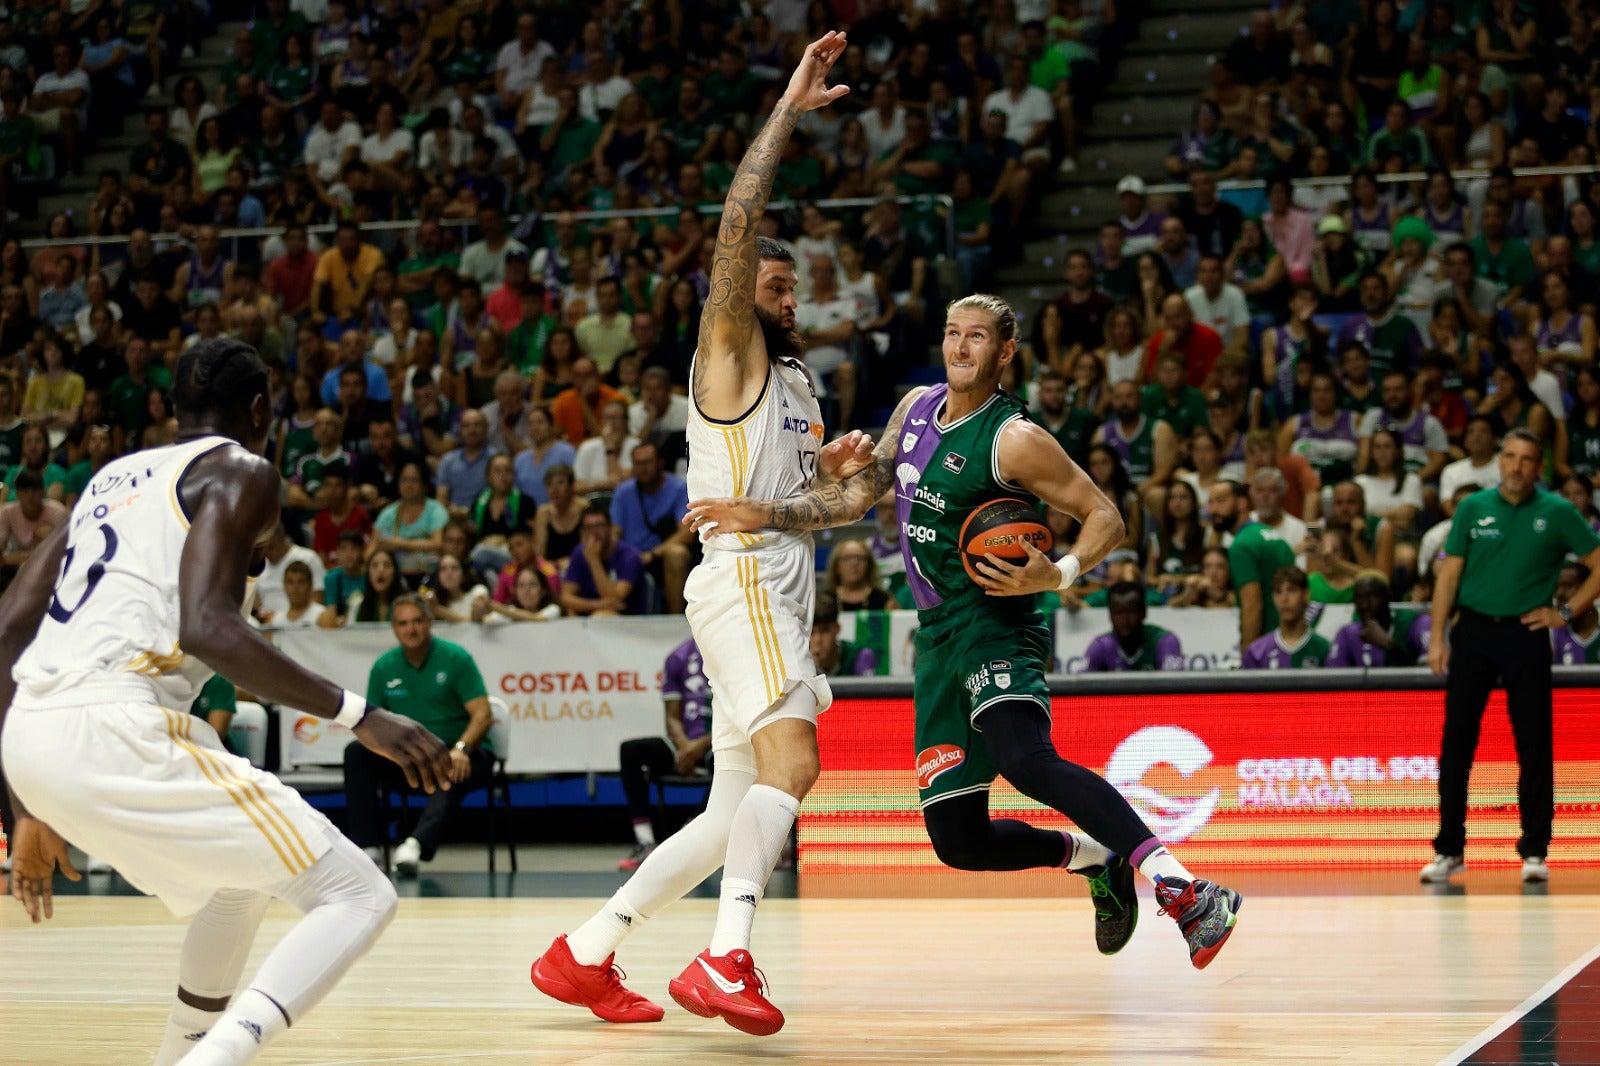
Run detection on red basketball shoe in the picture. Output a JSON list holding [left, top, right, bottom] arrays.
[[530, 935, 664, 1023], [667, 949, 785, 1036]]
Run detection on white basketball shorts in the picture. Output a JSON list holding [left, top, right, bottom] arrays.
[[685, 541, 832, 773], [2, 698, 335, 916]]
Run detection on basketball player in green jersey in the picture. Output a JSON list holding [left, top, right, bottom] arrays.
[[689, 294, 1243, 968]]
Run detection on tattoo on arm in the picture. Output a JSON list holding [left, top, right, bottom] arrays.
[[760, 389, 921, 531], [691, 101, 802, 410]]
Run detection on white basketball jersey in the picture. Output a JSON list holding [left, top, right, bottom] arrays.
[[687, 354, 823, 553], [14, 435, 246, 708]]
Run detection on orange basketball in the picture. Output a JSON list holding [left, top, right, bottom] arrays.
[[959, 498, 1053, 583]]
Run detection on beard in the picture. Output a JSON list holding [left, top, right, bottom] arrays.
[[756, 305, 805, 362]]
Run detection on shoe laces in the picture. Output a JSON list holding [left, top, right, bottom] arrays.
[[598, 960, 636, 996], [724, 950, 771, 994], [1155, 877, 1197, 921], [1085, 866, 1115, 901]]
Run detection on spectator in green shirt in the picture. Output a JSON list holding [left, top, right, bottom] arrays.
[[343, 594, 494, 877], [1467, 199, 1537, 306], [540, 86, 603, 185]]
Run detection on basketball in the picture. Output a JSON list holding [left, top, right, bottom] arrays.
[[959, 498, 1053, 583]]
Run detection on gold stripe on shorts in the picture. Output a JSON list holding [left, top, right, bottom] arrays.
[[738, 556, 778, 706], [163, 709, 314, 875], [179, 714, 316, 870], [758, 584, 788, 683]]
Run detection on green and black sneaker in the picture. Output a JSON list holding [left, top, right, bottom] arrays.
[[1081, 854, 1138, 955]]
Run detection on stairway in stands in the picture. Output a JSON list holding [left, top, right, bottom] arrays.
[[992, 0, 1256, 325], [30, 24, 244, 229]]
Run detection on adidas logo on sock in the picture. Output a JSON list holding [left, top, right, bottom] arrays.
[[735, 893, 757, 906], [183, 1033, 207, 1043], [614, 912, 633, 925], [239, 1020, 263, 1044]]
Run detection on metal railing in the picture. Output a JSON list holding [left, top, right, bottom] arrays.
[[17, 194, 959, 259], [1144, 163, 1600, 198]]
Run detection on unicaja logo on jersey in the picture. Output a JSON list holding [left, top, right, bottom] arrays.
[[916, 744, 966, 790], [1105, 726, 1221, 842]]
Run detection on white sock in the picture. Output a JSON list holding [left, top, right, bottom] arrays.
[[632, 819, 656, 847], [708, 783, 799, 956], [567, 890, 647, 967], [1062, 832, 1113, 872], [154, 1002, 221, 1066], [1135, 846, 1196, 886], [174, 989, 288, 1066]]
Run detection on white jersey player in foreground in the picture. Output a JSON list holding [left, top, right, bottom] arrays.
[[0, 338, 453, 1066], [531, 31, 873, 1037]]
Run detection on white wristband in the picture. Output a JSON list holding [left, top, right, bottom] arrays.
[[1055, 554, 1082, 590], [334, 690, 370, 730]]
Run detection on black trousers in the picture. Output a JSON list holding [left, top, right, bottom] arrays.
[[618, 736, 712, 825], [1434, 610, 1554, 860], [342, 741, 494, 860], [619, 737, 676, 820]]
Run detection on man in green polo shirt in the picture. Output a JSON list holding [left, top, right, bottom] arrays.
[[342, 595, 495, 877], [1228, 471, 1302, 648], [1425, 428, 1600, 886]]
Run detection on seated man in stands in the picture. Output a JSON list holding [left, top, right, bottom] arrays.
[[1327, 575, 1430, 667], [560, 503, 646, 616], [810, 592, 880, 677], [1241, 566, 1329, 670], [615, 635, 712, 871], [1083, 580, 1186, 671], [1553, 563, 1600, 664], [0, 470, 68, 586], [343, 594, 494, 877], [609, 441, 693, 614]]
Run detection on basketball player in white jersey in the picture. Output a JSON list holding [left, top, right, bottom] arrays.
[[0, 338, 454, 1066], [531, 31, 871, 1037]]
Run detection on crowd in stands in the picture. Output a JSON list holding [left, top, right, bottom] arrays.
[[1, 0, 1598, 673], [1017, 0, 1600, 661]]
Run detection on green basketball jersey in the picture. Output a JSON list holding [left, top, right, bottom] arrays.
[[892, 386, 1039, 612], [1570, 418, 1600, 478]]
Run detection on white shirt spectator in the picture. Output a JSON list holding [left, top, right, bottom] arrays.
[[303, 119, 363, 182], [418, 128, 471, 172], [458, 238, 528, 288], [580, 74, 634, 116], [495, 38, 557, 100], [838, 270, 882, 328], [447, 93, 495, 128], [1439, 455, 1501, 502], [1530, 368, 1567, 420], [1418, 517, 1452, 576], [858, 105, 907, 161], [256, 545, 325, 622], [169, 102, 218, 152], [1183, 283, 1250, 346], [291, 0, 328, 20], [1249, 510, 1308, 552], [1105, 346, 1144, 385], [628, 394, 689, 438], [73, 300, 121, 340], [1356, 408, 1450, 471], [980, 85, 1054, 148], [573, 434, 638, 487], [32, 67, 91, 126], [1355, 471, 1424, 519], [360, 127, 414, 167], [795, 293, 858, 381]]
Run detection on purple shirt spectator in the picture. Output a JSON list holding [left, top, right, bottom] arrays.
[[1083, 626, 1185, 671], [1241, 631, 1330, 669], [563, 539, 648, 614], [1325, 614, 1432, 667], [661, 637, 711, 741]]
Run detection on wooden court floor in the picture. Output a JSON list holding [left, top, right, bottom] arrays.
[[3, 878, 1597, 1065]]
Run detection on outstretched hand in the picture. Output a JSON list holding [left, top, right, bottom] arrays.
[[685, 497, 768, 537], [784, 31, 851, 112], [820, 430, 876, 482], [973, 541, 1062, 597], [9, 815, 80, 924], [355, 708, 455, 794]]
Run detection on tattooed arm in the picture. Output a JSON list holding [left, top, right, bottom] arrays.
[[688, 388, 924, 534], [692, 31, 850, 421]]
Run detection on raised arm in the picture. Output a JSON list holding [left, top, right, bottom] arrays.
[[692, 32, 849, 419], [687, 387, 923, 535]]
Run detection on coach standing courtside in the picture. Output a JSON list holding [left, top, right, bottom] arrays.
[[1424, 429, 1600, 885]]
